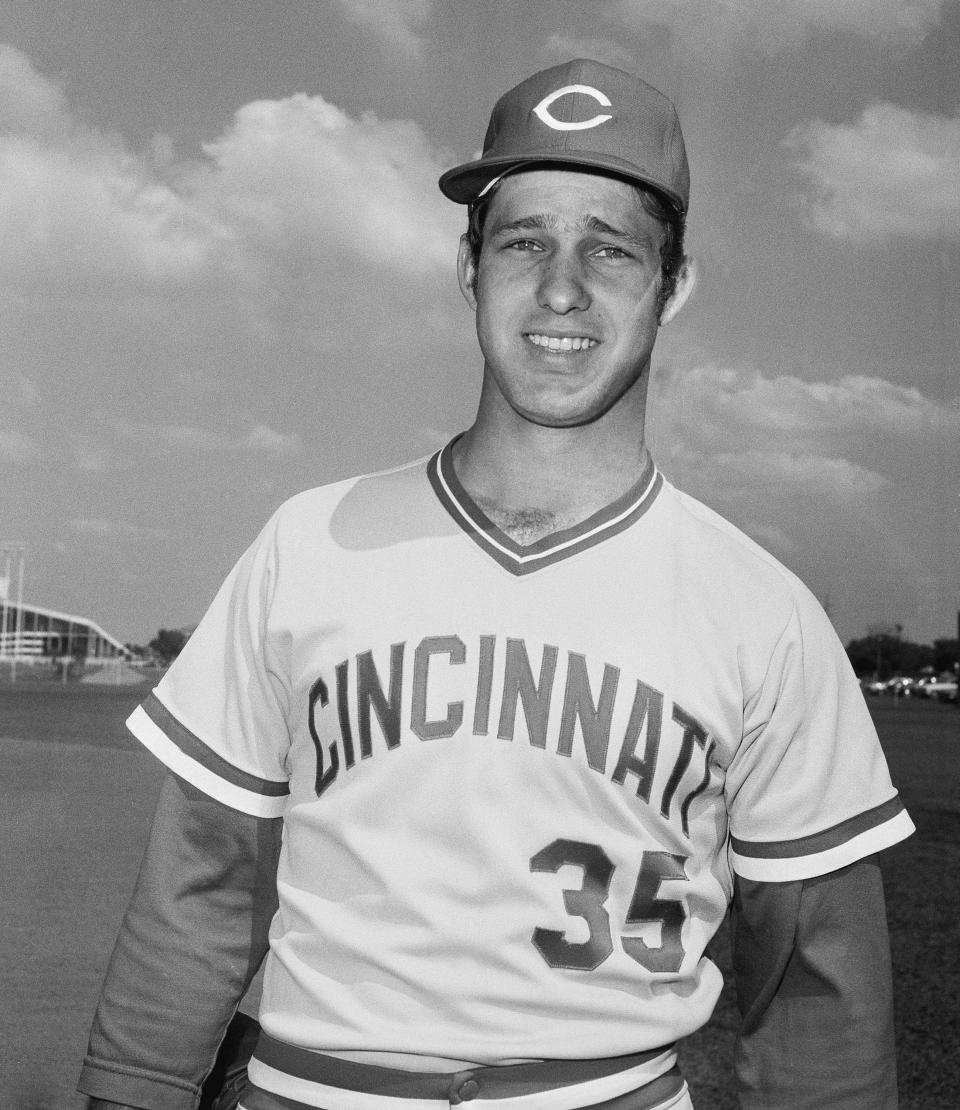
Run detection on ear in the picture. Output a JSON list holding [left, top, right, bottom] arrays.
[[457, 235, 479, 310], [659, 257, 696, 326]]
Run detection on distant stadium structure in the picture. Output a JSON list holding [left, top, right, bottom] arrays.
[[0, 599, 134, 661]]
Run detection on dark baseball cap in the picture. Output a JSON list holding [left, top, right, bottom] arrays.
[[439, 59, 689, 214]]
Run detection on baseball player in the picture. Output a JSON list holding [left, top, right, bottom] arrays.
[[80, 60, 913, 1110]]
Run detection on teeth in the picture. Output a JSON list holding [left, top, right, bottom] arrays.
[[528, 333, 597, 352]]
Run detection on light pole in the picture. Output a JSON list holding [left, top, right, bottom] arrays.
[[0, 543, 26, 683]]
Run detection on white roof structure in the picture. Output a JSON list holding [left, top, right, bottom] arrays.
[[0, 599, 133, 660]]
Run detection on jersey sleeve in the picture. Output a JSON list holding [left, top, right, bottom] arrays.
[[725, 589, 913, 882], [127, 513, 291, 817]]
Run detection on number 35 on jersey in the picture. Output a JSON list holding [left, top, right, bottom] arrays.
[[531, 838, 689, 974]]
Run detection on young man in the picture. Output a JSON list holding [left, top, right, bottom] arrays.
[[80, 60, 913, 1110]]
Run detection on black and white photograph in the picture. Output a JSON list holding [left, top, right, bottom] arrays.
[[1, 3, 957, 1108]]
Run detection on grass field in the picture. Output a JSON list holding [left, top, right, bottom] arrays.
[[1, 685, 957, 1109]]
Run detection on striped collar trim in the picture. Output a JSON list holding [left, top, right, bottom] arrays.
[[427, 437, 663, 576]]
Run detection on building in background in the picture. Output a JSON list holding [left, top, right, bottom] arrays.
[[0, 599, 133, 662]]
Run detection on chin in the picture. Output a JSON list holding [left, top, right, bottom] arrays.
[[515, 401, 609, 429], [528, 382, 625, 425]]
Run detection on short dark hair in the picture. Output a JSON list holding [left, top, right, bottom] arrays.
[[465, 175, 686, 318]]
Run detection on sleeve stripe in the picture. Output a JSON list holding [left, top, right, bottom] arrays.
[[731, 809, 915, 882], [127, 704, 288, 818], [730, 794, 907, 859], [141, 692, 289, 796]]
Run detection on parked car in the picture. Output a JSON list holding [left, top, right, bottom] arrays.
[[885, 676, 915, 697], [913, 675, 939, 698], [920, 674, 959, 703], [861, 678, 888, 695]]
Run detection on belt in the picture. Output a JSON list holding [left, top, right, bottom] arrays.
[[244, 1033, 683, 1110]]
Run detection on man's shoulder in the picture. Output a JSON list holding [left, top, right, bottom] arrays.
[[264, 449, 448, 554], [656, 475, 819, 611], [274, 450, 435, 521]]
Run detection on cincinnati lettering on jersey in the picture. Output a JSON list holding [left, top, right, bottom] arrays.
[[307, 636, 716, 837]]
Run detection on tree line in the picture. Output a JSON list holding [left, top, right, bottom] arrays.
[[844, 633, 959, 680]]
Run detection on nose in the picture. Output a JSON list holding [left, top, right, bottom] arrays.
[[537, 250, 590, 314]]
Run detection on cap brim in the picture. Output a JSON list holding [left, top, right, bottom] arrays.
[[439, 151, 686, 214]]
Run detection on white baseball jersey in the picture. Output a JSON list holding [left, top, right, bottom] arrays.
[[127, 438, 912, 1106]]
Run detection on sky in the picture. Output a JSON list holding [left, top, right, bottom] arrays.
[[0, 0, 957, 649]]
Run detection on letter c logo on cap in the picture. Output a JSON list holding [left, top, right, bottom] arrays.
[[533, 85, 613, 131]]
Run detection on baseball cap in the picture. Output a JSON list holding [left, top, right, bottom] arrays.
[[439, 59, 689, 214]]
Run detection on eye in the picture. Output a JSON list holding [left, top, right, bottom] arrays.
[[594, 244, 631, 260], [505, 238, 544, 252]]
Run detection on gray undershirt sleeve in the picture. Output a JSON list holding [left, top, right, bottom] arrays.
[[733, 855, 898, 1110], [78, 771, 281, 1110]]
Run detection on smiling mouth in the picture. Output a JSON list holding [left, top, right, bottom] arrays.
[[526, 333, 598, 352]]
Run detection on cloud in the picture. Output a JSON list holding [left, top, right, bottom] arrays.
[[0, 130, 226, 293], [697, 449, 892, 508], [110, 419, 303, 458], [72, 441, 120, 474], [69, 518, 169, 542], [541, 34, 648, 74], [785, 103, 960, 241], [243, 425, 303, 456], [0, 43, 69, 136], [647, 361, 959, 588], [0, 41, 470, 568], [662, 365, 960, 447], [1, 417, 303, 472], [13, 374, 40, 406], [745, 523, 797, 556], [0, 44, 461, 301], [331, 0, 434, 58], [4, 418, 302, 471], [0, 51, 225, 292], [197, 91, 461, 280], [612, 0, 947, 54], [782, 0, 947, 42], [0, 428, 40, 463]]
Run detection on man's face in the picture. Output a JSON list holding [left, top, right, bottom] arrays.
[[459, 168, 678, 430]]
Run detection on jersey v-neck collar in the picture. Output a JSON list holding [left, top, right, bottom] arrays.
[[426, 436, 663, 576]]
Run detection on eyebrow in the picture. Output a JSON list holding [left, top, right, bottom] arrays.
[[488, 212, 654, 248]]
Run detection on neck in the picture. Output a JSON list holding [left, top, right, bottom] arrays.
[[453, 408, 650, 526]]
